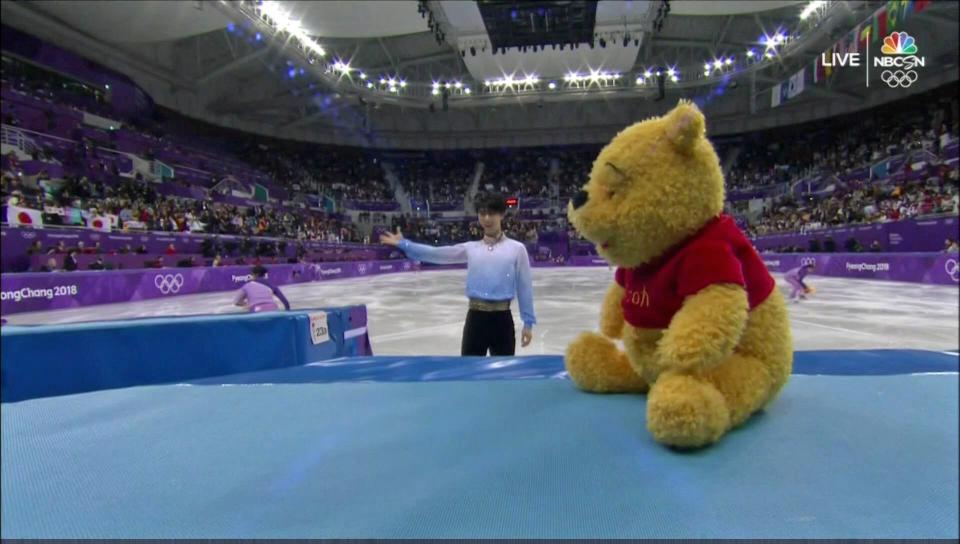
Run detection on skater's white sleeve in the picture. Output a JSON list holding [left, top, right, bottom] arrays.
[[515, 244, 536, 327], [397, 239, 469, 264]]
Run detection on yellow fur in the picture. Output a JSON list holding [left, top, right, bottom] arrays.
[[564, 101, 793, 449], [599, 283, 626, 339]]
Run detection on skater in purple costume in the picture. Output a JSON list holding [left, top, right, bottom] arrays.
[[784, 262, 815, 302], [234, 265, 291, 313]]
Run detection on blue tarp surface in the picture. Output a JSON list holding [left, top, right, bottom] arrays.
[[2, 350, 958, 538]]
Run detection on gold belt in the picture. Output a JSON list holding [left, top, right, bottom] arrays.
[[469, 299, 511, 312]]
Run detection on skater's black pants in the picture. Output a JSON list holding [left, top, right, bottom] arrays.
[[461, 309, 515, 356]]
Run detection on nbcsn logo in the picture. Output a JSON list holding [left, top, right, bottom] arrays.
[[876, 31, 924, 88]]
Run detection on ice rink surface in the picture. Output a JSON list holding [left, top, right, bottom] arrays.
[[4, 268, 958, 354]]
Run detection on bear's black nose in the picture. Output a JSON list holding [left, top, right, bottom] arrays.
[[572, 190, 589, 209]]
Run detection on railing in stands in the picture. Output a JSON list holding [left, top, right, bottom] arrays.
[[1, 125, 39, 156]]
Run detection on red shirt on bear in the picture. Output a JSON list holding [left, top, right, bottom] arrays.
[[615, 214, 775, 329]]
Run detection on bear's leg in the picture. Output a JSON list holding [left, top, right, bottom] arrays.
[[565, 331, 648, 393], [646, 353, 778, 448], [622, 324, 665, 385], [699, 352, 777, 428], [646, 373, 730, 448]]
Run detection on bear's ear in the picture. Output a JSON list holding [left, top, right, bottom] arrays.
[[665, 100, 705, 152]]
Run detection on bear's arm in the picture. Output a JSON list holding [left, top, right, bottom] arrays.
[[600, 281, 625, 339], [656, 283, 749, 372], [657, 239, 750, 371]]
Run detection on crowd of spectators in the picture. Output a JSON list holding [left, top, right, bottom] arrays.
[[479, 149, 553, 199], [391, 151, 476, 203], [390, 212, 569, 246], [239, 139, 392, 202], [728, 85, 958, 191], [746, 169, 959, 237], [2, 172, 361, 243]]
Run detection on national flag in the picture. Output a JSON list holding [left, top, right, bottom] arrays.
[[771, 82, 790, 108], [6, 205, 43, 227], [887, 0, 900, 30], [823, 45, 834, 78], [152, 160, 174, 181], [87, 215, 112, 232], [123, 220, 147, 230], [787, 69, 805, 99], [847, 24, 861, 54], [876, 7, 888, 39], [252, 183, 269, 202], [859, 25, 873, 51], [914, 0, 930, 13]]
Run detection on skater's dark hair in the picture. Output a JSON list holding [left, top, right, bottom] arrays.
[[475, 191, 507, 215], [251, 265, 268, 278]]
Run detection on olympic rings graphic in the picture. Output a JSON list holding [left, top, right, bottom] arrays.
[[154, 273, 185, 294], [945, 258, 959, 283], [800, 257, 817, 267], [881, 70, 918, 88]]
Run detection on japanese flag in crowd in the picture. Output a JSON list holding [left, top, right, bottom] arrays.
[[86, 215, 112, 232], [6, 205, 43, 227]]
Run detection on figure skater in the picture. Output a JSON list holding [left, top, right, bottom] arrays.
[[234, 265, 291, 312], [784, 262, 816, 302], [380, 192, 536, 356]]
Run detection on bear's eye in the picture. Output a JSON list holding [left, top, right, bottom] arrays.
[[607, 188, 616, 199]]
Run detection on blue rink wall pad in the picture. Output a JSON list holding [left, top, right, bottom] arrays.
[[0, 306, 371, 402], [0, 307, 957, 538], [0, 349, 957, 538]]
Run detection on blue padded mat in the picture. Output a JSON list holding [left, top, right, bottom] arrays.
[[2, 350, 958, 538], [184, 349, 960, 385]]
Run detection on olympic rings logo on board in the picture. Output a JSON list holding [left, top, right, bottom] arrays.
[[881, 70, 917, 88], [800, 257, 817, 267], [945, 259, 959, 283], [154, 273, 185, 294], [20, 231, 37, 239], [357, 263, 368, 274]]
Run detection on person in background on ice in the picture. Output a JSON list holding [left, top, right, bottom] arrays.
[[234, 265, 290, 313], [784, 262, 816, 303], [380, 192, 536, 356]]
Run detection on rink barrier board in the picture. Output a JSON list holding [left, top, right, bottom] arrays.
[[0, 305, 371, 402], [0, 259, 419, 315], [438, 252, 960, 285], [759, 251, 958, 285], [1, 253, 956, 316]]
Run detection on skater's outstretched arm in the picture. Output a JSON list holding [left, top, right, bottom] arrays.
[[381, 228, 468, 264]]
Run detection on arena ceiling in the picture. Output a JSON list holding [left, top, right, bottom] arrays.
[[2, 0, 958, 148]]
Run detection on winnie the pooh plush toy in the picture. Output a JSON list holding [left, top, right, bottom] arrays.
[[565, 100, 792, 448]]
